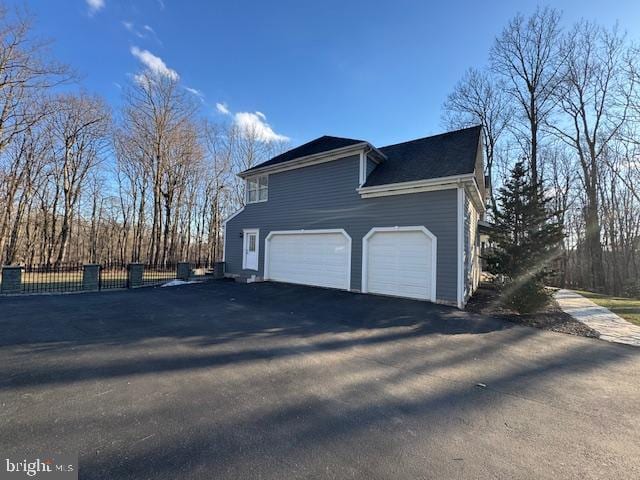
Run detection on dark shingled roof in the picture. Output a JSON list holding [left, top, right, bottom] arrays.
[[243, 135, 366, 173], [241, 126, 482, 185], [363, 125, 482, 187]]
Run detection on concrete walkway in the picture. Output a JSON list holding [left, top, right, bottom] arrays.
[[555, 289, 640, 347]]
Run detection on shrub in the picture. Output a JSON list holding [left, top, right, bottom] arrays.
[[500, 278, 551, 313]]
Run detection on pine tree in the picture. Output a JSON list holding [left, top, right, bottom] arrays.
[[488, 162, 564, 312]]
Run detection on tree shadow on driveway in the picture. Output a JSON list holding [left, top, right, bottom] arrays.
[[1, 281, 639, 479]]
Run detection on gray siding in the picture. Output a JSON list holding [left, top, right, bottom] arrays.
[[226, 155, 459, 303]]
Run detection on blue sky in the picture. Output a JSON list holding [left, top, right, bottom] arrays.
[[15, 0, 640, 147]]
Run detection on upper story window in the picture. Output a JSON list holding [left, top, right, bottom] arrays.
[[247, 175, 268, 203]]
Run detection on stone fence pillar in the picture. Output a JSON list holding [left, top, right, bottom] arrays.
[[128, 263, 144, 288], [213, 262, 225, 279], [83, 264, 100, 291], [177, 262, 192, 281], [1, 266, 22, 294]]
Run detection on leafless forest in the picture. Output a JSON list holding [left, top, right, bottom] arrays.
[[443, 6, 640, 297], [1, 6, 639, 296], [0, 7, 285, 268]]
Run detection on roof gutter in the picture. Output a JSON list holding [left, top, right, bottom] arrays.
[[357, 173, 476, 195], [357, 173, 485, 213]]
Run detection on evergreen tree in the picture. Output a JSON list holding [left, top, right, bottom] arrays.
[[488, 162, 564, 312]]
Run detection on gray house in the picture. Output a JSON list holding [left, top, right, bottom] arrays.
[[223, 125, 485, 308]]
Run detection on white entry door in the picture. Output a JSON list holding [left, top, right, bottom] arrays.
[[243, 229, 259, 270], [363, 226, 437, 301], [265, 230, 351, 290]]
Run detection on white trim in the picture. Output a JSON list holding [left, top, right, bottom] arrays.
[[357, 173, 476, 198], [238, 144, 373, 178], [222, 207, 245, 262], [358, 151, 366, 186], [359, 182, 459, 198], [359, 173, 475, 193], [264, 229, 352, 290], [242, 228, 260, 271], [464, 177, 485, 213], [361, 226, 437, 302], [457, 187, 465, 309], [358, 150, 382, 187]]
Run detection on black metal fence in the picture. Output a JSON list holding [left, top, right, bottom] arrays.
[[21, 263, 85, 294], [142, 262, 178, 286], [99, 262, 129, 290], [1, 260, 222, 295], [190, 260, 214, 278]]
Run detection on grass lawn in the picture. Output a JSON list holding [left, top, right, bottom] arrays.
[[574, 290, 640, 326]]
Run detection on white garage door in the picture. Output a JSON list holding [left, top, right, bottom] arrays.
[[363, 227, 436, 301], [265, 230, 351, 290]]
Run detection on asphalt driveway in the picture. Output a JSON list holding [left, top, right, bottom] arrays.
[[1, 280, 639, 479]]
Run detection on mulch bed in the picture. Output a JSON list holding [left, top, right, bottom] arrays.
[[466, 283, 600, 339]]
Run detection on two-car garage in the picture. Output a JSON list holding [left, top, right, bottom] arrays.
[[263, 227, 436, 301]]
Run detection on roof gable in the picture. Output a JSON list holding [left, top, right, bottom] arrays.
[[243, 135, 366, 174]]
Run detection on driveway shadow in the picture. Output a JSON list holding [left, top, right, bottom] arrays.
[[2, 281, 639, 479]]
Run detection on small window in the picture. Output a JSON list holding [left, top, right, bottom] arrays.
[[247, 175, 268, 203], [248, 234, 256, 252]]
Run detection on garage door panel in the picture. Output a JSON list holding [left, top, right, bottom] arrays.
[[267, 232, 350, 290], [365, 229, 435, 301]]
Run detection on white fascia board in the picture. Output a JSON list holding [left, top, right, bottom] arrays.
[[238, 143, 370, 179], [367, 147, 386, 163], [464, 177, 486, 214], [357, 173, 475, 198]]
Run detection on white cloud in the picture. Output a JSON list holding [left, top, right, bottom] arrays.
[[185, 87, 204, 99], [234, 112, 289, 142], [86, 0, 105, 15], [157, 0, 165, 10], [216, 102, 288, 142], [216, 102, 230, 115], [130, 46, 179, 80], [122, 21, 144, 38], [123, 22, 161, 44]]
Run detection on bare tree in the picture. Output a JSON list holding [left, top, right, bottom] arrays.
[[120, 70, 198, 265], [546, 22, 635, 291], [49, 93, 110, 266], [2, 125, 50, 263], [0, 7, 70, 259], [442, 68, 513, 216], [491, 6, 565, 185]]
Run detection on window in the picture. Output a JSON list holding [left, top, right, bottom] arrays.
[[247, 175, 268, 203]]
